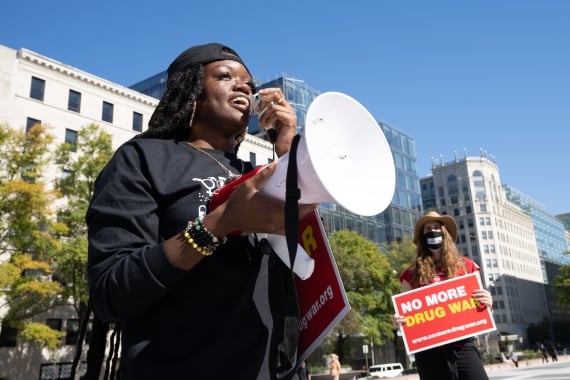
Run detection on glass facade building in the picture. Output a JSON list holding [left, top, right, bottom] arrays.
[[254, 77, 422, 247], [379, 123, 422, 243], [130, 72, 168, 100], [504, 185, 570, 266], [249, 76, 320, 135]]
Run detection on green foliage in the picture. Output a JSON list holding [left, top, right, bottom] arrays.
[[0, 261, 20, 293], [384, 237, 416, 277], [20, 322, 65, 350], [526, 318, 551, 347], [53, 124, 114, 316], [0, 122, 113, 350], [0, 123, 66, 332], [328, 230, 406, 346], [55, 124, 114, 235], [54, 236, 89, 309], [553, 265, 570, 307], [0, 124, 64, 261]]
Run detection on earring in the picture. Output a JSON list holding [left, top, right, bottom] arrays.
[[187, 101, 196, 129]]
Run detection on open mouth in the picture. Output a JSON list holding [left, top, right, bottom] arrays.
[[229, 96, 251, 112]]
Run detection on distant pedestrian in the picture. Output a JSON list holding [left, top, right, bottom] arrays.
[[548, 343, 558, 362], [540, 343, 549, 363], [329, 353, 341, 380], [510, 352, 518, 367], [297, 361, 311, 380]]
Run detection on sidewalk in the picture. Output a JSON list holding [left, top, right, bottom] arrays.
[[397, 354, 569, 380]]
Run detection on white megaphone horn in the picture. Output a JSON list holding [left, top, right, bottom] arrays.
[[209, 92, 396, 279]]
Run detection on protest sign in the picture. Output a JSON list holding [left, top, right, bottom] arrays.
[[295, 210, 350, 362], [392, 272, 496, 354]]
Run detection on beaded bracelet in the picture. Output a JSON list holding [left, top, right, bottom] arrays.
[[183, 217, 227, 256]]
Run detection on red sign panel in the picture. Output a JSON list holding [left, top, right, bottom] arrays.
[[392, 272, 496, 354], [295, 210, 350, 361]]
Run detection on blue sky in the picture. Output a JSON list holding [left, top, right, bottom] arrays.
[[2, 0, 568, 215]]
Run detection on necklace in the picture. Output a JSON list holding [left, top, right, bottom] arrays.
[[186, 142, 243, 181]]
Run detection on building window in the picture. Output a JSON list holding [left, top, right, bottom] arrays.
[[65, 129, 78, 151], [0, 321, 18, 347], [132, 111, 143, 132], [46, 318, 63, 341], [65, 319, 79, 345], [65, 319, 92, 345], [249, 152, 256, 167], [26, 117, 41, 133], [30, 76, 45, 101], [68, 89, 81, 112], [102, 101, 114, 123]]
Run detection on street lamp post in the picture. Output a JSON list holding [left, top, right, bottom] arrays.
[[362, 344, 369, 372]]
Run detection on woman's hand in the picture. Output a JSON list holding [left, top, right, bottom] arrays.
[[393, 314, 406, 329], [205, 163, 316, 237], [472, 288, 493, 311], [254, 88, 297, 157]]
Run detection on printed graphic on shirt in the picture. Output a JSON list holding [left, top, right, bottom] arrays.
[[192, 175, 232, 218]]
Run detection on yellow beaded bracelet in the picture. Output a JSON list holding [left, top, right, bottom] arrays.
[[182, 217, 226, 256]]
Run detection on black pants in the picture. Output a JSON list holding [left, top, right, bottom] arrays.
[[415, 340, 489, 380]]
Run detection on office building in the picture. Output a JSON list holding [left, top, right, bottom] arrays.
[[420, 151, 570, 345]]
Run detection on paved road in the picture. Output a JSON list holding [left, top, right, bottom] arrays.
[[382, 355, 570, 380], [487, 360, 570, 380], [311, 356, 570, 380]]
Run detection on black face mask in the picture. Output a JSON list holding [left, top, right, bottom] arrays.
[[423, 230, 443, 251]]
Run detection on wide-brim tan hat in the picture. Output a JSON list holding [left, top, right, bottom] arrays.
[[413, 211, 458, 244]]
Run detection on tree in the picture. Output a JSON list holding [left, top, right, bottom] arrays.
[[553, 265, 570, 307], [0, 123, 67, 347], [326, 230, 402, 356], [383, 237, 416, 278], [0, 122, 113, 352], [53, 124, 114, 321]]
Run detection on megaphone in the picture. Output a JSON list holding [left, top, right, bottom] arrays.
[[210, 92, 396, 278]]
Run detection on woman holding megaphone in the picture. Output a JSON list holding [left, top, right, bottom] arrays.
[[85, 43, 315, 380]]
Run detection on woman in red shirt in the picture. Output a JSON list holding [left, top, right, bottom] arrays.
[[394, 211, 493, 380]]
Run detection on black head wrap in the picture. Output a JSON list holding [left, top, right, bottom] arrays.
[[167, 42, 250, 77]]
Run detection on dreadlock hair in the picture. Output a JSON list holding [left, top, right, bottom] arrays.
[[139, 65, 204, 141], [70, 300, 119, 379], [411, 224, 465, 288]]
